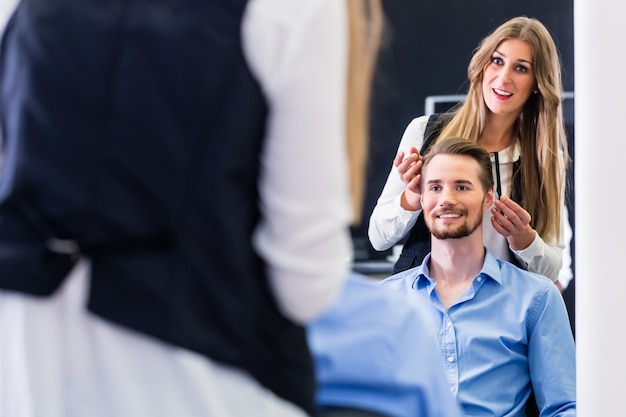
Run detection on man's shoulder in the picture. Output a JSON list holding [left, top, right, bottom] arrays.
[[496, 259, 557, 294]]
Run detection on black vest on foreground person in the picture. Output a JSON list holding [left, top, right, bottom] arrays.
[[393, 114, 524, 274], [0, 0, 314, 412]]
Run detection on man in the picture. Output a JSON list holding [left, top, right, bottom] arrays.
[[379, 137, 576, 416], [307, 271, 464, 417]]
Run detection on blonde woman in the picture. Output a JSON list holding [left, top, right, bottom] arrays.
[[369, 16, 569, 283]]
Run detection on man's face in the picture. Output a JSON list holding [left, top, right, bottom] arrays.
[[421, 154, 493, 240]]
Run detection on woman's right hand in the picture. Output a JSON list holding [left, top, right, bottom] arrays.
[[395, 146, 423, 211]]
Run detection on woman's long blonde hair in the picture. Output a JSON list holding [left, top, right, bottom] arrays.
[[437, 16, 569, 243], [345, 0, 383, 224]]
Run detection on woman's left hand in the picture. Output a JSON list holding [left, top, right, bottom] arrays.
[[490, 195, 536, 250]]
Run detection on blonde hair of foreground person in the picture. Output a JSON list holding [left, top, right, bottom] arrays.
[[346, 0, 383, 224], [437, 16, 569, 243]]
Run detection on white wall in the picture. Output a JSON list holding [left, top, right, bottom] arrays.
[[574, 1, 626, 415]]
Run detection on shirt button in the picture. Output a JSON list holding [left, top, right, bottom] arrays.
[[476, 276, 482, 282], [447, 356, 454, 363], [450, 387, 456, 393]]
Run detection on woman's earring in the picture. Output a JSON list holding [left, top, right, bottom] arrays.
[[533, 90, 538, 94]]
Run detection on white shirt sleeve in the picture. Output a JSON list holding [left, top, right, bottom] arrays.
[[512, 202, 571, 284], [367, 115, 430, 251], [0, 0, 19, 32], [242, 0, 352, 325], [511, 150, 568, 282]]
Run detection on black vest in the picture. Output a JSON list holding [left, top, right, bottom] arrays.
[[392, 114, 524, 274], [0, 0, 314, 412]]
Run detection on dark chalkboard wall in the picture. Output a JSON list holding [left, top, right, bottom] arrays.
[[354, 0, 575, 332]]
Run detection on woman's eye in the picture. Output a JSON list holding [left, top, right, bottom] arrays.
[[516, 65, 528, 73], [491, 57, 503, 65]]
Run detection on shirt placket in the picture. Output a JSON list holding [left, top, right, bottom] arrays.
[[441, 313, 459, 396]]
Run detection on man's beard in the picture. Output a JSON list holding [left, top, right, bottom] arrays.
[[427, 212, 483, 240]]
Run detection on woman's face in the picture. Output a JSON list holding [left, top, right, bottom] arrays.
[[482, 39, 536, 118]]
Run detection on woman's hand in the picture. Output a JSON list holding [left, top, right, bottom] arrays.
[[394, 146, 423, 211], [490, 195, 536, 250]]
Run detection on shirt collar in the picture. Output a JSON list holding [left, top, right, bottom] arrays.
[[411, 249, 503, 288]]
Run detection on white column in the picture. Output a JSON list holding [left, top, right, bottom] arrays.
[[574, 1, 626, 415]]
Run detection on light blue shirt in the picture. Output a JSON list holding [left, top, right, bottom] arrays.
[[379, 250, 576, 417], [307, 272, 463, 417]]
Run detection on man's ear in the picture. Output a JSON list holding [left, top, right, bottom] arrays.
[[484, 187, 495, 210]]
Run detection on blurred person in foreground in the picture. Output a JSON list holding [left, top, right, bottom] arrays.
[[0, 1, 383, 416]]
